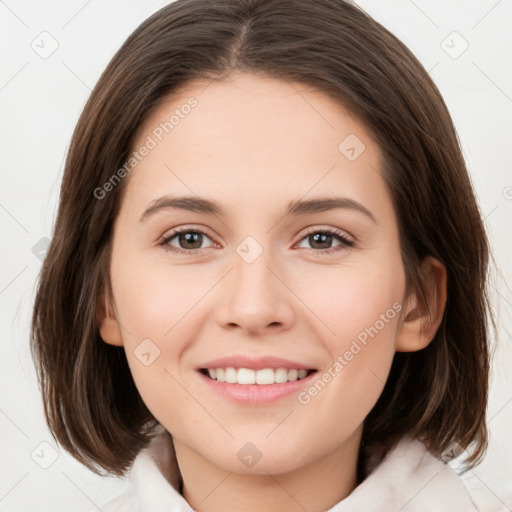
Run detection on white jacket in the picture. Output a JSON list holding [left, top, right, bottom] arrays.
[[98, 429, 479, 511]]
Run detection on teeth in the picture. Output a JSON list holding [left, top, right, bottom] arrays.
[[205, 367, 311, 385], [238, 368, 256, 385], [275, 368, 288, 383], [256, 368, 274, 384], [288, 369, 298, 382]]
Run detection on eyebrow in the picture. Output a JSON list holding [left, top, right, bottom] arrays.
[[139, 195, 377, 224]]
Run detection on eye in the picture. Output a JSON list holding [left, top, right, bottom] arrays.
[[159, 227, 215, 254], [159, 226, 355, 256], [295, 228, 355, 255]]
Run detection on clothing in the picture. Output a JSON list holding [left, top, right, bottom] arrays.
[[98, 428, 479, 512]]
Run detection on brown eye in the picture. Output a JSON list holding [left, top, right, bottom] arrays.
[[175, 231, 204, 250], [161, 228, 215, 254], [296, 229, 355, 255], [308, 232, 334, 250]]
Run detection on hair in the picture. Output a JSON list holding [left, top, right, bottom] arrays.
[[31, 0, 495, 478]]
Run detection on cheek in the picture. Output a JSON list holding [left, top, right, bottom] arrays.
[[295, 261, 403, 423], [109, 255, 204, 424], [110, 250, 202, 344], [298, 307, 398, 444], [293, 257, 404, 348]]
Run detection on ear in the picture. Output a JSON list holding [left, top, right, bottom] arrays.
[[396, 256, 447, 352], [96, 286, 123, 347]]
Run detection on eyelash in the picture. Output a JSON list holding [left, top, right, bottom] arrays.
[[159, 226, 355, 256]]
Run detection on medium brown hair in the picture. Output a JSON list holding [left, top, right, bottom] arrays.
[[31, 0, 495, 477]]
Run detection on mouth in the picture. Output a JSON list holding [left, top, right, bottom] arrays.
[[196, 363, 319, 405], [199, 367, 317, 385]]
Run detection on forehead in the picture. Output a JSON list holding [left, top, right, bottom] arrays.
[[135, 71, 377, 163], [124, 72, 394, 225]]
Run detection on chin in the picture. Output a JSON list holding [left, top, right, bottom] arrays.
[[196, 436, 319, 476]]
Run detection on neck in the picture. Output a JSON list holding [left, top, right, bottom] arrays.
[[172, 428, 362, 512]]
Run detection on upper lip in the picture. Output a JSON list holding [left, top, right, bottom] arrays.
[[199, 355, 316, 371]]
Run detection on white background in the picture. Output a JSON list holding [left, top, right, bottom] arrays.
[[1, 0, 511, 510]]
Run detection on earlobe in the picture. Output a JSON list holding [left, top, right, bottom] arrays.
[[395, 256, 447, 352], [96, 289, 124, 347]]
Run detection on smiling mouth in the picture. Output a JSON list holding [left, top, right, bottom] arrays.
[[199, 367, 317, 385]]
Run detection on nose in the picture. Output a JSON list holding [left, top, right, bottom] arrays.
[[215, 242, 295, 336]]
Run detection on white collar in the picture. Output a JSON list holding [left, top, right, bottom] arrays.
[[101, 429, 478, 512]]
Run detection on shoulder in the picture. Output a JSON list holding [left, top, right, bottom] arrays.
[[370, 437, 478, 511], [96, 487, 139, 512], [94, 427, 190, 512], [330, 436, 480, 512]]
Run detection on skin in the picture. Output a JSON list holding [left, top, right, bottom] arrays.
[[98, 72, 447, 512]]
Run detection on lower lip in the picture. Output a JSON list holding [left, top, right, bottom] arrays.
[[197, 370, 317, 405]]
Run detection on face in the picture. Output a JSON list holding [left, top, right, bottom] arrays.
[[101, 72, 411, 475]]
